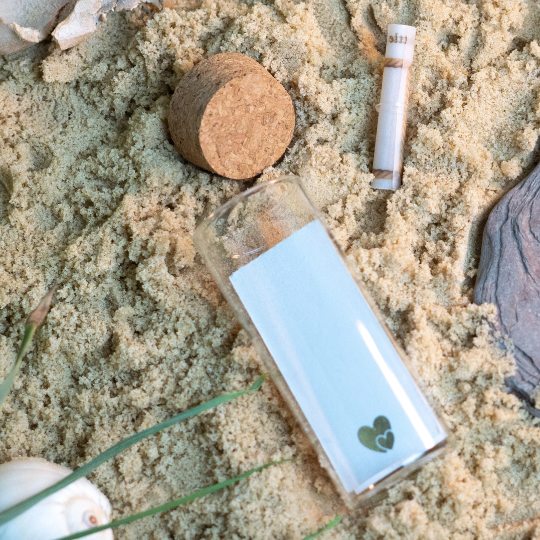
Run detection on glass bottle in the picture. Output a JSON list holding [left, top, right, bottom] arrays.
[[194, 175, 449, 508]]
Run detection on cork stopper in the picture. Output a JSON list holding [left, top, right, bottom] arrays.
[[168, 53, 295, 180]]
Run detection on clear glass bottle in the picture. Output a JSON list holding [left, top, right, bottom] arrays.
[[194, 175, 449, 508]]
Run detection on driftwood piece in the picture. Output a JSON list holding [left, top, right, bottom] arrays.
[[475, 162, 540, 414]]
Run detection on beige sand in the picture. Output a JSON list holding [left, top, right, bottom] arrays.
[[1, 0, 540, 538]]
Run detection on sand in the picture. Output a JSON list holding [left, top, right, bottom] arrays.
[[1, 0, 540, 538]]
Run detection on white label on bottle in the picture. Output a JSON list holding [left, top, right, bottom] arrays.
[[230, 220, 446, 494]]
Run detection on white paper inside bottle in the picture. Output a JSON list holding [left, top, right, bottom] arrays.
[[230, 220, 446, 494]]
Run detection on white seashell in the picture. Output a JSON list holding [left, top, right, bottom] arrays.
[[52, 0, 163, 50], [0, 458, 114, 540], [0, 0, 72, 55], [0, 0, 165, 56], [51, 0, 108, 51]]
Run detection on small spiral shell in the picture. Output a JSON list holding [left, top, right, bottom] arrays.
[[0, 458, 113, 540]]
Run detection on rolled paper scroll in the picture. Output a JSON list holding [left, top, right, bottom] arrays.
[[371, 24, 416, 190]]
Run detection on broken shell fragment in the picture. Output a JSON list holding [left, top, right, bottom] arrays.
[[0, 0, 165, 55], [52, 0, 163, 50], [0, 0, 71, 55], [52, 0, 109, 51]]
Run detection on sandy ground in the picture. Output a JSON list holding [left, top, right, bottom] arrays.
[[1, 0, 540, 538]]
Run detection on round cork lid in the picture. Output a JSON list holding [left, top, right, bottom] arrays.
[[168, 53, 295, 180]]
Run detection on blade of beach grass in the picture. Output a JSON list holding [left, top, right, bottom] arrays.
[[54, 459, 292, 540], [0, 287, 56, 413], [302, 516, 342, 540], [0, 374, 266, 527]]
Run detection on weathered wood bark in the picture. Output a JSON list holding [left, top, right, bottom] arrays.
[[475, 162, 540, 414]]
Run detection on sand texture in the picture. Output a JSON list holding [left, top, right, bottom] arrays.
[[1, 0, 540, 538]]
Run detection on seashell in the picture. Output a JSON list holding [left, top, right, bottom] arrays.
[[0, 0, 165, 56], [52, 0, 162, 51], [0, 0, 72, 55], [0, 458, 113, 540]]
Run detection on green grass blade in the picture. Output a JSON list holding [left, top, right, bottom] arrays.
[[0, 287, 56, 414], [0, 374, 266, 527], [302, 516, 342, 540], [0, 325, 36, 411], [54, 459, 291, 540]]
